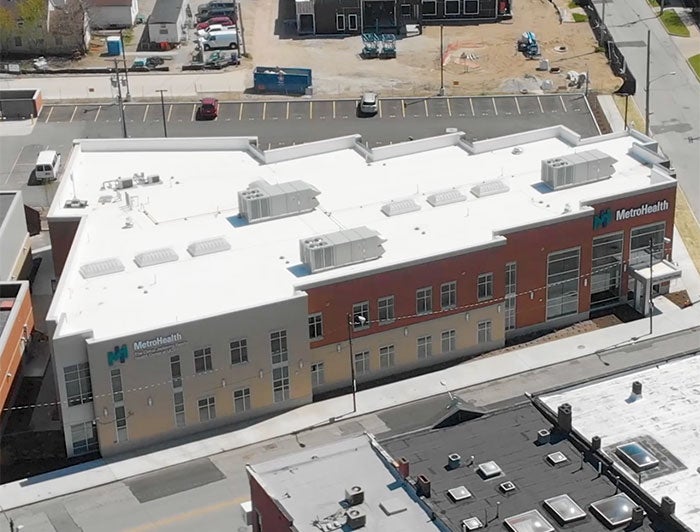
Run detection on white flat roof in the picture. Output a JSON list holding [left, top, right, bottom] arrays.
[[47, 128, 675, 341], [248, 434, 440, 532], [541, 355, 700, 531]]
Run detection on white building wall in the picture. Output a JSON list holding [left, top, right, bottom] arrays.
[[0, 193, 29, 282], [88, 5, 136, 28]]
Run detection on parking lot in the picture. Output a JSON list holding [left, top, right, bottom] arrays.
[[37, 94, 591, 124]]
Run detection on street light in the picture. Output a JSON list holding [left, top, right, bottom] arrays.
[[644, 29, 676, 136], [438, 25, 445, 96], [112, 58, 128, 138], [119, 29, 131, 102], [156, 89, 168, 137], [346, 313, 365, 413]]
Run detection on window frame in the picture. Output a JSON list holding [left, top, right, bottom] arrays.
[[348, 13, 358, 30], [477, 272, 494, 301], [170, 355, 182, 388], [505, 262, 517, 331], [441, 329, 456, 353], [477, 320, 493, 344], [308, 313, 323, 340], [198, 395, 216, 422], [110, 368, 124, 403], [417, 335, 433, 359], [115, 405, 128, 442], [378, 296, 395, 324], [71, 421, 98, 455], [416, 286, 433, 315], [272, 365, 290, 403], [64, 362, 93, 406], [354, 350, 371, 375], [400, 3, 412, 15], [311, 362, 325, 386], [233, 387, 251, 413], [379, 345, 395, 369], [445, 0, 460, 14], [441, 281, 457, 310], [270, 330, 289, 365], [173, 391, 185, 428], [194, 346, 213, 374], [546, 247, 581, 320], [352, 301, 370, 330], [336, 13, 345, 31], [230, 338, 249, 365], [463, 0, 479, 14], [422, 0, 437, 16]]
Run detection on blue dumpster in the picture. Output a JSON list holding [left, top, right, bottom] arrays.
[[106, 36, 123, 56], [253, 67, 312, 95]]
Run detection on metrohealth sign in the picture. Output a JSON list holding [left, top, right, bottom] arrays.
[[593, 200, 669, 230], [107, 333, 185, 365]]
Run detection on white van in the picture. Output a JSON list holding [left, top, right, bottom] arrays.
[[196, 23, 236, 37], [35, 150, 61, 181], [199, 29, 238, 50]]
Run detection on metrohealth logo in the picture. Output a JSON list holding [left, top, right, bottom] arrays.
[[593, 209, 612, 230], [108, 344, 129, 366]]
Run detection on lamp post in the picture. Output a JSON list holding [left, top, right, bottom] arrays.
[[346, 313, 365, 413], [644, 30, 676, 136], [156, 89, 168, 137], [438, 25, 445, 96], [648, 237, 654, 335]]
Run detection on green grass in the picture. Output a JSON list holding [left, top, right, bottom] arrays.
[[646, 0, 659, 7], [659, 9, 690, 37], [122, 29, 134, 45], [572, 12, 588, 22], [689, 54, 700, 79], [567, 0, 578, 7]]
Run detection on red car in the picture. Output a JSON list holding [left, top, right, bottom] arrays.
[[196, 16, 233, 31], [197, 98, 219, 120]]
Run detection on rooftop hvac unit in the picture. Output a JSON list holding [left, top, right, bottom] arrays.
[[541, 149, 617, 190], [345, 508, 366, 529], [299, 227, 385, 273], [238, 179, 320, 223], [64, 199, 88, 209], [115, 177, 134, 190], [345, 485, 365, 506], [145, 174, 161, 184]]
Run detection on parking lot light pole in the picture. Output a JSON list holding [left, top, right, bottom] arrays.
[[346, 313, 361, 413], [113, 59, 128, 138], [119, 29, 131, 102], [644, 30, 676, 136], [438, 25, 445, 96], [156, 89, 168, 137]]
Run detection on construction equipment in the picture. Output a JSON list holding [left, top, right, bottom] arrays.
[[379, 34, 396, 59], [361, 33, 379, 59], [517, 31, 540, 58]]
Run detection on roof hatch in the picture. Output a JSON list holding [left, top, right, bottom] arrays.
[[79, 258, 125, 279], [134, 247, 179, 268]]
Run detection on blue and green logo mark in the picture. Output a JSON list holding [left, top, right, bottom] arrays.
[[593, 209, 612, 230], [107, 344, 128, 366]]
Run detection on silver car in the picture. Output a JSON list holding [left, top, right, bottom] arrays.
[[359, 92, 378, 115]]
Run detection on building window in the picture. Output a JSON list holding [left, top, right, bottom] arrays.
[[379, 345, 395, 369], [463, 0, 479, 13], [71, 422, 98, 455], [378, 296, 395, 323], [270, 330, 288, 365], [417, 335, 432, 359], [348, 13, 358, 30], [591, 232, 624, 307], [308, 313, 323, 339], [272, 366, 290, 402], [55, 35, 63, 46], [64, 363, 93, 406], [505, 262, 517, 331], [477, 273, 493, 301], [352, 302, 370, 330], [230, 338, 249, 365], [311, 362, 325, 386], [546, 248, 581, 320], [441, 330, 456, 353], [336, 13, 345, 31], [198, 396, 216, 422], [477, 320, 493, 344], [416, 287, 433, 315], [401, 3, 411, 15], [422, 0, 437, 15], [354, 350, 370, 375], [630, 223, 665, 267], [233, 388, 251, 413], [14, 36, 22, 47], [170, 355, 182, 388], [115, 405, 128, 442], [445, 0, 460, 14], [173, 391, 185, 427], [441, 281, 457, 310], [194, 347, 213, 373], [110, 368, 123, 403]]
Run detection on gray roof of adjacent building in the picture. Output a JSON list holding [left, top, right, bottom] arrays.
[[150, 0, 185, 24]]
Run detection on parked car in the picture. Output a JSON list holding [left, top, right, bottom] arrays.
[[197, 98, 219, 120], [358, 92, 378, 116], [199, 29, 238, 50], [196, 23, 236, 37], [197, 1, 235, 14], [196, 8, 236, 23], [196, 16, 233, 31]]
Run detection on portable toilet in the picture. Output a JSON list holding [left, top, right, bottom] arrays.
[[106, 36, 123, 56]]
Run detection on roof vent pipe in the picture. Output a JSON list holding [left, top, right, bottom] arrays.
[[660, 496, 676, 517], [557, 403, 572, 433], [448, 453, 461, 470], [416, 474, 431, 498], [632, 381, 643, 396], [396, 456, 409, 479], [591, 435, 601, 452], [631, 507, 645, 525]]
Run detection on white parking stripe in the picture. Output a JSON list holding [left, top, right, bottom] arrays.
[[69, 106, 78, 123], [559, 95, 567, 112], [191, 104, 197, 122], [469, 98, 475, 116], [143, 105, 149, 122], [167, 104, 173, 122], [514, 98, 521, 115], [537, 97, 544, 114], [94, 106, 101, 122], [446, 99, 452, 117], [44, 106, 54, 123], [492, 98, 498, 116]]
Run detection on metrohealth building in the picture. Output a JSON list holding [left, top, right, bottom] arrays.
[[45, 127, 680, 457]]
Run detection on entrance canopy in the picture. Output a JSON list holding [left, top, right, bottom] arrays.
[[629, 260, 682, 283]]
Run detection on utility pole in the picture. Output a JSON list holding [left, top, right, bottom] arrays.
[[156, 89, 168, 137], [346, 313, 358, 413], [237, 1, 246, 56], [113, 59, 128, 138], [119, 29, 131, 101], [644, 29, 651, 136], [648, 237, 654, 335], [438, 25, 445, 96], [601, 0, 606, 26]]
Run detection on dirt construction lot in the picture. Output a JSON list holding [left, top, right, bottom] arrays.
[[245, 0, 621, 97]]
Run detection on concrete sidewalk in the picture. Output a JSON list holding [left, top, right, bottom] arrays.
[[0, 299, 698, 511]]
